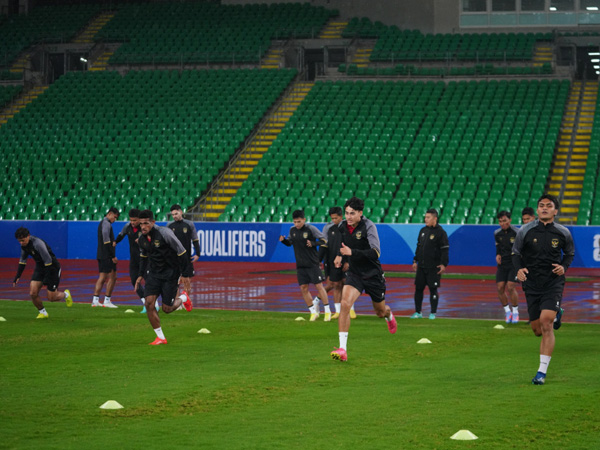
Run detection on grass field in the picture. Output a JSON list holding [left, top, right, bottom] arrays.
[[1, 300, 599, 450]]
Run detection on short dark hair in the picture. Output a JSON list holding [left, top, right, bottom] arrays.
[[538, 194, 559, 209], [329, 206, 343, 216], [497, 210, 511, 220], [129, 208, 140, 218], [107, 207, 120, 216], [522, 207, 535, 217], [344, 197, 364, 212], [139, 210, 154, 221], [426, 208, 439, 218], [15, 227, 29, 239], [170, 204, 183, 212], [292, 209, 305, 219]]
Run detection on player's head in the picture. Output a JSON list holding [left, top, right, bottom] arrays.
[[344, 197, 364, 227], [170, 204, 183, 221], [14, 227, 30, 246], [537, 194, 559, 223], [106, 207, 120, 223], [139, 209, 155, 235], [497, 210, 511, 229], [521, 207, 536, 224], [329, 206, 343, 225], [128, 208, 141, 227], [292, 209, 306, 229], [424, 208, 438, 227]]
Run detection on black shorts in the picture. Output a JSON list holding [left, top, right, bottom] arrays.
[[324, 261, 344, 282], [297, 266, 325, 286], [98, 258, 117, 273], [181, 259, 195, 278], [144, 274, 179, 306], [524, 283, 564, 322], [496, 265, 518, 283], [415, 267, 441, 291], [32, 265, 61, 292], [345, 271, 386, 303]]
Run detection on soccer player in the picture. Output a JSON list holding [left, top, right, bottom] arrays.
[[279, 209, 331, 321], [12, 227, 72, 318], [330, 197, 396, 362], [411, 209, 449, 320], [318, 206, 355, 320], [93, 207, 120, 308], [135, 210, 193, 345], [522, 207, 536, 224], [494, 211, 520, 323], [115, 208, 150, 313], [167, 204, 200, 295], [512, 194, 574, 385]]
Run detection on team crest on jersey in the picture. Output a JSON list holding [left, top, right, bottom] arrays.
[[429, 234, 435, 240], [154, 240, 160, 247], [510, 237, 515, 243], [551, 238, 559, 248], [183, 227, 188, 233], [356, 231, 362, 239], [533, 238, 538, 243], [303, 232, 308, 239]]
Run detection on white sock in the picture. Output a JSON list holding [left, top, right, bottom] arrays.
[[335, 302, 341, 313], [103, 296, 111, 304], [538, 355, 551, 374], [512, 305, 519, 313], [39, 308, 47, 315], [503, 305, 511, 313], [178, 294, 187, 302], [385, 312, 394, 322], [92, 295, 99, 303], [309, 303, 317, 314], [324, 304, 331, 313], [339, 332, 348, 350], [350, 304, 355, 311], [154, 327, 165, 340], [140, 297, 145, 305]]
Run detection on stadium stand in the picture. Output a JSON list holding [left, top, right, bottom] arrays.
[[0, 68, 297, 220], [0, 85, 22, 107], [220, 79, 568, 224], [0, 4, 101, 69], [580, 90, 600, 225], [95, 2, 336, 65]]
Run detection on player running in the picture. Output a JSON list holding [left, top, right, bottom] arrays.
[[494, 211, 520, 323]]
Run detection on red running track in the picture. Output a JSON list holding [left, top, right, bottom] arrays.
[[1, 259, 599, 323]]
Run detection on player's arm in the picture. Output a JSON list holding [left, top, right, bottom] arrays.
[[189, 221, 201, 261], [439, 230, 449, 267], [511, 226, 530, 281], [307, 225, 326, 247], [279, 229, 292, 246], [558, 229, 575, 273], [350, 221, 381, 261], [115, 225, 128, 245], [163, 228, 189, 272], [102, 221, 116, 259], [413, 231, 422, 269], [137, 245, 148, 281], [13, 249, 28, 285]]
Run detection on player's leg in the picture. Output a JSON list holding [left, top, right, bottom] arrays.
[[29, 280, 46, 317], [412, 267, 426, 318], [181, 277, 192, 295], [106, 269, 117, 296], [93, 272, 107, 297], [427, 271, 440, 319], [315, 282, 331, 321], [506, 280, 519, 323], [331, 279, 343, 318], [145, 294, 167, 345], [162, 277, 192, 313], [331, 284, 361, 361]]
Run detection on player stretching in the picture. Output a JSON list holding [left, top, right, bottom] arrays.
[[512, 194, 574, 385], [135, 210, 193, 345], [279, 209, 331, 321], [167, 204, 200, 296], [13, 227, 72, 318], [494, 211, 520, 323], [318, 206, 355, 319], [331, 197, 396, 362]]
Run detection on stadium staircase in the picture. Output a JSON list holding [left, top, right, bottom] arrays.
[[260, 47, 284, 69], [9, 53, 30, 74], [89, 50, 115, 72], [318, 20, 348, 39], [533, 41, 553, 68], [72, 11, 116, 44], [351, 47, 373, 68], [197, 81, 314, 221], [550, 80, 598, 223], [0, 85, 48, 126]]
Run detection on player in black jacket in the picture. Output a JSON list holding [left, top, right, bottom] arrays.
[[512, 194, 575, 385], [279, 209, 331, 321], [92, 207, 120, 308], [135, 210, 193, 345], [494, 211, 520, 323], [411, 209, 449, 320], [13, 227, 73, 318], [115, 208, 150, 313], [167, 204, 201, 296], [330, 197, 397, 362]]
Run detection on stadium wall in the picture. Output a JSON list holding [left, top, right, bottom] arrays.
[[1, 220, 599, 268]]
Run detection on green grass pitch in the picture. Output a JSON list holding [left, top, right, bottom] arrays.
[[0, 300, 598, 450]]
